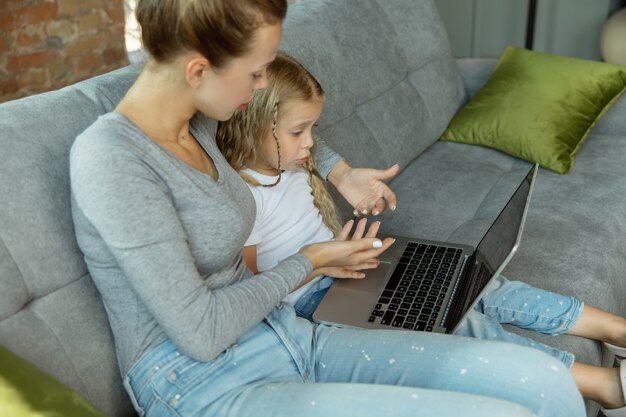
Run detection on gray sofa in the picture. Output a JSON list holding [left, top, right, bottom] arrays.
[[1, 0, 624, 416]]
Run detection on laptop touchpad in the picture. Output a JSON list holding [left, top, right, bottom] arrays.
[[337, 261, 391, 293]]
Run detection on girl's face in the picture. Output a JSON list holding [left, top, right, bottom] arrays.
[[254, 98, 324, 175], [195, 22, 282, 121]]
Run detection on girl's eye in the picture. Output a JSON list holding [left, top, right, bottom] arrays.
[[292, 131, 303, 136], [252, 72, 263, 80]]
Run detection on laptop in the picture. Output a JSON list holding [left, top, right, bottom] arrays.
[[313, 163, 538, 334]]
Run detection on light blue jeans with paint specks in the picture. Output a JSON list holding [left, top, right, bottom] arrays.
[[454, 275, 584, 369], [293, 275, 335, 320], [123, 304, 585, 417], [294, 275, 583, 368]]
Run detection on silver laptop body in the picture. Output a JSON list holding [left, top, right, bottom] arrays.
[[313, 164, 538, 334]]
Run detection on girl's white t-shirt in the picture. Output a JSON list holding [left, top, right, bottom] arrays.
[[243, 168, 334, 305]]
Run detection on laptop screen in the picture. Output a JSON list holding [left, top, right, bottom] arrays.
[[472, 165, 537, 289], [445, 164, 537, 333]]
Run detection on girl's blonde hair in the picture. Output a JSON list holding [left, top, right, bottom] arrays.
[[216, 53, 343, 235], [136, 0, 287, 67]]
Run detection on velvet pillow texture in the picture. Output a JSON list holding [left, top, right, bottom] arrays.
[[0, 346, 107, 417], [442, 46, 626, 173]]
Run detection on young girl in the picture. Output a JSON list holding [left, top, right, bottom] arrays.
[[217, 52, 391, 319], [217, 52, 626, 415]]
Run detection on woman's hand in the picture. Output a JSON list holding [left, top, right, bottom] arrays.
[[328, 160, 400, 217], [300, 218, 395, 272], [312, 218, 382, 278]]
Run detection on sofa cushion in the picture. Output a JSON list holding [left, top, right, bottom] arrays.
[[377, 110, 626, 369], [280, 0, 465, 173], [0, 345, 107, 417], [0, 65, 141, 417], [442, 47, 626, 174]]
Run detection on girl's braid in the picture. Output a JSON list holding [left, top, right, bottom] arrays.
[[262, 103, 282, 188]]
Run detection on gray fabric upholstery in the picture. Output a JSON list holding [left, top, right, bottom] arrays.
[[0, 66, 140, 417], [455, 58, 498, 99], [0, 0, 622, 416], [280, 0, 466, 171]]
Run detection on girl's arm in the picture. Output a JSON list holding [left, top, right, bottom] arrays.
[[242, 246, 259, 273]]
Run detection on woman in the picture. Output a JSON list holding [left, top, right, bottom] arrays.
[[69, 1, 585, 416]]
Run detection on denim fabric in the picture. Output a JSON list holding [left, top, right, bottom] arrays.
[[292, 275, 583, 368], [124, 305, 584, 417], [293, 276, 335, 320], [454, 275, 584, 368]]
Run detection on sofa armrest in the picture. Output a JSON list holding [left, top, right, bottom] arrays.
[[455, 58, 497, 100]]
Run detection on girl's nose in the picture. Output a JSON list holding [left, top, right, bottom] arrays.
[[303, 132, 314, 149]]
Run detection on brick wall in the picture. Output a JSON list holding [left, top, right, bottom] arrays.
[[0, 0, 129, 103]]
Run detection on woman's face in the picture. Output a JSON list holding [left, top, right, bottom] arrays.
[[255, 98, 324, 175], [196, 22, 282, 121]]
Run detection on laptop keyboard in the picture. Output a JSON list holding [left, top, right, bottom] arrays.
[[369, 242, 462, 331]]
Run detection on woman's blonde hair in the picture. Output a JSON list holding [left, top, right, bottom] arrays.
[[216, 52, 343, 235], [136, 0, 287, 67]]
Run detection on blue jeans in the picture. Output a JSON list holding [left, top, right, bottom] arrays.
[[293, 276, 335, 320], [454, 275, 584, 368], [123, 305, 584, 417], [296, 275, 583, 368]]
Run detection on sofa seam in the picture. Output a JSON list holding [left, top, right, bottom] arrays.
[[28, 273, 94, 399], [0, 230, 33, 312], [322, 53, 452, 136]]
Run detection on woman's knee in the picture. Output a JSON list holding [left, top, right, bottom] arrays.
[[232, 382, 540, 417], [498, 345, 584, 416]]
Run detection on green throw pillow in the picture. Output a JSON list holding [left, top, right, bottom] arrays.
[[442, 46, 626, 173], [0, 345, 108, 417]]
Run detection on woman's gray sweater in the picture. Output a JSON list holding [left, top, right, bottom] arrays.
[[70, 112, 340, 376]]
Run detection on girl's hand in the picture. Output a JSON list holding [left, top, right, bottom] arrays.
[[335, 217, 380, 241], [305, 218, 381, 279], [328, 160, 399, 217], [300, 218, 395, 271]]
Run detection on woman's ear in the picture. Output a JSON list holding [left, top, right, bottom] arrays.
[[185, 55, 211, 88]]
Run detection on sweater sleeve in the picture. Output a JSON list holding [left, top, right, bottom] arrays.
[[314, 137, 344, 180], [70, 135, 312, 362]]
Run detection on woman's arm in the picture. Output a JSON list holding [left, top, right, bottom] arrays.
[[314, 139, 399, 216], [328, 159, 399, 216], [244, 244, 342, 289], [71, 137, 311, 362]]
